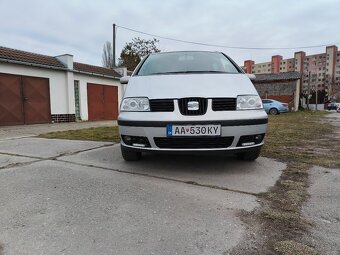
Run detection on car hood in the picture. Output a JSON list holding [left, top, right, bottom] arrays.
[[123, 73, 258, 99]]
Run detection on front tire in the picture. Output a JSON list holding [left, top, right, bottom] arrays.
[[236, 148, 261, 161], [121, 145, 142, 161], [269, 108, 279, 115]]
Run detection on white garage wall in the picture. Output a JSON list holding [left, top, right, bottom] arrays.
[[0, 63, 70, 114], [73, 73, 121, 121], [0, 62, 122, 121]]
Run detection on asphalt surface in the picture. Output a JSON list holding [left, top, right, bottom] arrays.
[[0, 137, 286, 255], [302, 166, 340, 255], [302, 113, 340, 255], [60, 145, 284, 194]]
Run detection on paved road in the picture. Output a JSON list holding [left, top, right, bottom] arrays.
[[302, 166, 340, 255], [0, 137, 285, 255], [302, 113, 340, 255]]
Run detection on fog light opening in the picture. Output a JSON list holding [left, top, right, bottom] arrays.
[[132, 143, 146, 147], [122, 135, 151, 148], [254, 135, 262, 142], [241, 142, 256, 146], [237, 133, 265, 147]]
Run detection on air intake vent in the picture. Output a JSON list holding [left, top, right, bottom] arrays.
[[149, 99, 174, 112], [154, 137, 234, 149], [212, 98, 236, 111], [178, 98, 208, 116]]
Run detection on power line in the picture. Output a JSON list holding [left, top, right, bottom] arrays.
[[116, 24, 340, 50]]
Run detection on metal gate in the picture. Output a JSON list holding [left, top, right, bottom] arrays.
[[87, 83, 118, 121], [22, 76, 51, 124], [0, 73, 51, 126], [0, 73, 24, 125]]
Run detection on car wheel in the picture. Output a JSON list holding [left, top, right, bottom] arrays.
[[121, 145, 142, 161], [236, 148, 261, 161], [269, 108, 279, 115]]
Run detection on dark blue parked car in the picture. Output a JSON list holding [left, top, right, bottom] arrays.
[[262, 99, 288, 115], [327, 102, 340, 111]]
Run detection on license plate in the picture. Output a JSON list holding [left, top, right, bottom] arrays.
[[167, 124, 221, 137]]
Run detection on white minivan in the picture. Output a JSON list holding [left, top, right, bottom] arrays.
[[118, 51, 268, 161]]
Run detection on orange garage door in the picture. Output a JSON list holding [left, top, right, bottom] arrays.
[[87, 83, 118, 121]]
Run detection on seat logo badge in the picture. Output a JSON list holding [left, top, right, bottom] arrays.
[[188, 101, 199, 111]]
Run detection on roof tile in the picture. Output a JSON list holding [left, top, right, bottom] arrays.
[[0, 46, 65, 68], [253, 72, 301, 82], [73, 62, 121, 78], [0, 46, 121, 78]]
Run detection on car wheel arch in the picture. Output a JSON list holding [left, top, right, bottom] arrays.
[[269, 108, 279, 115]]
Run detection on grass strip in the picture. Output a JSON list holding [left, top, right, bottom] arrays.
[[38, 126, 120, 143]]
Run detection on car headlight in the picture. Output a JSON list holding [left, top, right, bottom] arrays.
[[237, 95, 263, 110], [121, 97, 150, 112]]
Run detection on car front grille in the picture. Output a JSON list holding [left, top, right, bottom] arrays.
[[154, 137, 234, 149], [149, 98, 236, 113], [178, 98, 208, 116], [212, 98, 236, 111], [149, 99, 174, 112]]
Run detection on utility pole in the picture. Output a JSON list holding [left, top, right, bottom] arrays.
[[307, 71, 311, 110], [112, 24, 116, 67], [315, 84, 318, 111]]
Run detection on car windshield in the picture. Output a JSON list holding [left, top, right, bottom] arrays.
[[136, 52, 241, 76]]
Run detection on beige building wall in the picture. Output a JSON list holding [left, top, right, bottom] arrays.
[[244, 46, 339, 96], [252, 62, 271, 74], [279, 60, 287, 73], [336, 52, 340, 82]]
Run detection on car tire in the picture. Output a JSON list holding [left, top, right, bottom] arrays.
[[236, 148, 261, 161], [269, 108, 279, 115], [121, 145, 142, 161]]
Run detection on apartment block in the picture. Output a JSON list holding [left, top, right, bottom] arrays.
[[242, 45, 340, 97]]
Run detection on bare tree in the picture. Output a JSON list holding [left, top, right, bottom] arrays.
[[332, 83, 340, 100], [102, 41, 114, 68], [324, 74, 340, 100]]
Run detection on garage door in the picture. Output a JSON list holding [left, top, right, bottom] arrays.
[[0, 73, 24, 125], [22, 76, 51, 124], [0, 73, 51, 126], [87, 83, 118, 121]]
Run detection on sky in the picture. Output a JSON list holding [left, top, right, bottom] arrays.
[[0, 0, 339, 67]]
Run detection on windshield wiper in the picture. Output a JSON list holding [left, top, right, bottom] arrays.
[[149, 71, 232, 75]]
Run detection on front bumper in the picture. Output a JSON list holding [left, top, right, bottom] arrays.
[[279, 107, 289, 113], [118, 111, 268, 152]]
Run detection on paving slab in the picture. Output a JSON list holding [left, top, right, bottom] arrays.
[[0, 154, 37, 168], [302, 166, 340, 255], [0, 138, 112, 158], [0, 160, 257, 255], [60, 144, 286, 194]]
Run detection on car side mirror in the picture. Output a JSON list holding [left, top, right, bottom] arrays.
[[120, 76, 130, 84], [246, 73, 256, 80]]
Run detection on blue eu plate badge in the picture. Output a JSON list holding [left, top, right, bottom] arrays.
[[167, 124, 173, 137]]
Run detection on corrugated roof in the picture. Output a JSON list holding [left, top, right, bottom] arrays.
[[0, 46, 121, 78], [253, 72, 301, 82]]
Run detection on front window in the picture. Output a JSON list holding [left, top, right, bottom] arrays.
[[136, 52, 241, 76]]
